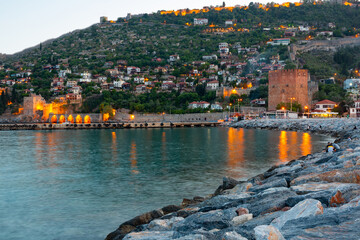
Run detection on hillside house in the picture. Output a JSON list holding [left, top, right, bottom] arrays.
[[136, 84, 147, 93], [194, 18, 208, 25], [127, 66, 141, 75], [267, 38, 290, 46], [207, 80, 219, 90], [169, 55, 180, 62], [211, 103, 223, 110], [188, 101, 210, 109], [314, 99, 337, 112]]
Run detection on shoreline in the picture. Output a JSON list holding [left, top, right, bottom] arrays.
[[0, 121, 220, 131], [106, 118, 360, 240]]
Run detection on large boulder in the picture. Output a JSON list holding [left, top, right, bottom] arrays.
[[254, 225, 285, 240], [222, 231, 248, 240], [280, 206, 360, 239], [291, 169, 360, 185], [271, 199, 323, 230], [146, 217, 184, 231]]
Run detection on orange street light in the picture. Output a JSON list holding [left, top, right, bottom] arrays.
[[130, 114, 135, 120]]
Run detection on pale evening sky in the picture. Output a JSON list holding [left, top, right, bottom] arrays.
[[0, 0, 296, 55]]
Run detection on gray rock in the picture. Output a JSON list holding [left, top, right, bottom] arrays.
[[249, 178, 288, 193], [281, 206, 360, 239], [231, 214, 253, 226], [173, 208, 237, 234], [271, 199, 323, 230], [146, 217, 184, 231], [254, 225, 285, 240], [123, 231, 174, 240], [198, 194, 250, 209], [222, 231, 248, 240]]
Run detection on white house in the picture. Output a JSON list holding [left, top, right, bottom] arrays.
[[188, 101, 210, 109], [314, 99, 337, 112], [58, 69, 71, 78], [225, 20, 233, 25], [203, 55, 218, 61], [134, 76, 145, 84], [66, 81, 78, 88], [113, 80, 125, 88], [344, 78, 360, 90], [169, 55, 180, 62], [211, 103, 223, 110], [194, 18, 208, 25], [207, 80, 219, 90], [127, 66, 141, 75], [267, 38, 290, 46], [79, 72, 92, 83]]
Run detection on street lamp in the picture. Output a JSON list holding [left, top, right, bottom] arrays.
[[281, 106, 286, 119], [304, 106, 310, 118], [290, 97, 295, 112]]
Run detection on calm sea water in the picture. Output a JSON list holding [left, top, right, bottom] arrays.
[[0, 128, 332, 240]]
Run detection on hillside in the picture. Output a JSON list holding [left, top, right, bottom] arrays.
[[1, 1, 360, 117]]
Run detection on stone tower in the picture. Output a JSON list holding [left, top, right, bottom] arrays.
[[268, 69, 309, 111]]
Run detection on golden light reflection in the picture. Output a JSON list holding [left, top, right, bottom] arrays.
[[130, 141, 139, 174], [279, 131, 288, 162], [162, 131, 167, 161], [301, 133, 312, 156], [289, 132, 298, 158], [84, 115, 91, 124], [76, 115, 82, 124], [68, 115, 74, 123], [227, 128, 244, 168], [111, 131, 118, 163]]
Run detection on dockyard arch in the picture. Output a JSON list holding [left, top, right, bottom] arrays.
[[59, 115, 65, 123], [68, 115, 74, 123], [76, 115, 82, 124], [84, 115, 91, 124], [51, 115, 57, 124]]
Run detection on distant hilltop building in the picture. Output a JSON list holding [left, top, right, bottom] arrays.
[[268, 69, 317, 111], [100, 16, 108, 23], [194, 18, 208, 25], [267, 38, 290, 46]]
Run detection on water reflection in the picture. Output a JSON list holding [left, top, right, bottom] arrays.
[[301, 133, 312, 156], [129, 140, 139, 174], [35, 132, 59, 169], [279, 131, 288, 162], [227, 128, 244, 167]]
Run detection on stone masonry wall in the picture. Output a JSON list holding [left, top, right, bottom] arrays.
[[268, 69, 309, 111]]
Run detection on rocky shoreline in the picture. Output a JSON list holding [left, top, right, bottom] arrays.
[[106, 119, 360, 240]]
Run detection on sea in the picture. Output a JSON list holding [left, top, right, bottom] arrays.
[[0, 127, 333, 240]]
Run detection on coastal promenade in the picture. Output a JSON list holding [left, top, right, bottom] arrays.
[[0, 121, 220, 131], [106, 118, 360, 240]]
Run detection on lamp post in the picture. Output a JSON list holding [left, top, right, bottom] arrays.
[[304, 106, 309, 118], [290, 97, 295, 112], [281, 106, 286, 119]]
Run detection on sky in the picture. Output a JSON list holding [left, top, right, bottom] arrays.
[[0, 0, 296, 55]]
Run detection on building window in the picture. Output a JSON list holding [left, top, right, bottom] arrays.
[[281, 89, 285, 93], [286, 84, 289, 87]]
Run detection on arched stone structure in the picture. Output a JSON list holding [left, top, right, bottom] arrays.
[[48, 113, 102, 123], [51, 115, 57, 124], [84, 115, 91, 124], [59, 115, 65, 123], [68, 115, 74, 123], [76, 115, 82, 124]]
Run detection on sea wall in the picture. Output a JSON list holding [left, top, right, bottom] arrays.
[[106, 119, 360, 240]]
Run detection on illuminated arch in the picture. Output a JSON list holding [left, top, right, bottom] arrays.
[[68, 115, 74, 123], [76, 115, 82, 124], [103, 113, 110, 122], [51, 115, 58, 124], [84, 115, 91, 124], [59, 115, 65, 123]]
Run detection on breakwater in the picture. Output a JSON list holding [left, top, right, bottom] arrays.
[[106, 119, 360, 240]]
